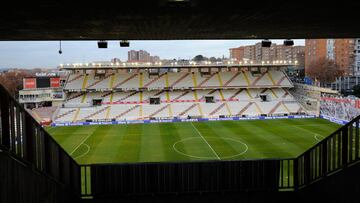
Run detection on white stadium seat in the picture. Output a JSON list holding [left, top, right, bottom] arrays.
[[54, 70, 304, 123]]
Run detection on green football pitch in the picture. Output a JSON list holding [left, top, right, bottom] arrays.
[[46, 118, 340, 164]]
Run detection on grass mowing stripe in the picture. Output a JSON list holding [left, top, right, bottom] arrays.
[[171, 122, 217, 160], [47, 118, 341, 164], [190, 122, 221, 160], [159, 123, 188, 161], [238, 121, 298, 158], [194, 122, 243, 158], [253, 121, 312, 155], [217, 121, 265, 159], [139, 123, 165, 162], [116, 124, 142, 162]]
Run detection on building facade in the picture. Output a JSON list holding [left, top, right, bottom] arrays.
[[355, 39, 360, 76], [127, 50, 158, 62], [305, 39, 356, 76], [230, 43, 304, 65], [229, 47, 244, 61]]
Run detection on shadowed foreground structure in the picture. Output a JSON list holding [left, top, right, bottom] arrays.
[[1, 1, 360, 202], [1, 1, 360, 40]]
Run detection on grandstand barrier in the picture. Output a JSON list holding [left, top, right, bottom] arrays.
[[2, 82, 360, 201], [80, 159, 287, 198], [0, 85, 81, 202], [319, 115, 349, 125], [51, 115, 317, 126], [293, 114, 360, 189], [78, 115, 360, 199]]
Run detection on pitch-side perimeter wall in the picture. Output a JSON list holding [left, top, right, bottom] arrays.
[[51, 115, 317, 127]]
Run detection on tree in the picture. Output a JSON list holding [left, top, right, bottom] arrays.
[[193, 55, 205, 62], [306, 58, 344, 86], [352, 85, 360, 98], [209, 57, 217, 62], [0, 71, 31, 97]]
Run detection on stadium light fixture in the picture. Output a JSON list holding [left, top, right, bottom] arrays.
[[97, 40, 108, 48], [261, 39, 271, 47], [295, 60, 298, 64], [284, 39, 294, 46], [120, 40, 129, 47]]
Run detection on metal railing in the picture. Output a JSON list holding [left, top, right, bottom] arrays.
[[78, 115, 360, 198], [294, 115, 360, 189], [1, 84, 360, 200], [80, 159, 283, 198], [0, 85, 81, 201]]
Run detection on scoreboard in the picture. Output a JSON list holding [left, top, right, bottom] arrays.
[[23, 77, 61, 89]]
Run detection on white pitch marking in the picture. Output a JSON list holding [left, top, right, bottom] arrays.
[[70, 133, 93, 155], [172, 137, 248, 159], [73, 144, 91, 160], [190, 122, 221, 160], [292, 125, 324, 142], [314, 134, 325, 142]]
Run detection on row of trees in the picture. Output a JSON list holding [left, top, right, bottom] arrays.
[[306, 58, 344, 86], [0, 71, 31, 96], [193, 55, 223, 62]]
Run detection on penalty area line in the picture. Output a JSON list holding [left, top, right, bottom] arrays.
[[70, 133, 93, 155]]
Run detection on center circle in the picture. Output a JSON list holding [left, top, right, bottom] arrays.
[[173, 137, 248, 159]]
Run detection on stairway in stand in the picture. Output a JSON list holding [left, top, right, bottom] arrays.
[[87, 74, 113, 89], [178, 103, 197, 117], [147, 104, 170, 118], [67, 74, 83, 83], [236, 102, 253, 116], [209, 103, 226, 116], [83, 106, 110, 120], [55, 109, 76, 119], [67, 92, 85, 101], [114, 105, 140, 120]]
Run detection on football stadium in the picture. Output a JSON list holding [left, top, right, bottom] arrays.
[[1, 1, 360, 203], [3, 55, 360, 203], [44, 63, 340, 164]]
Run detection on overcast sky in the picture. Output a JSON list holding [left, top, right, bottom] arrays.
[[0, 40, 304, 69]]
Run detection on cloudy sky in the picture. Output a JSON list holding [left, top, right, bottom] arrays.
[[0, 39, 304, 69]]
